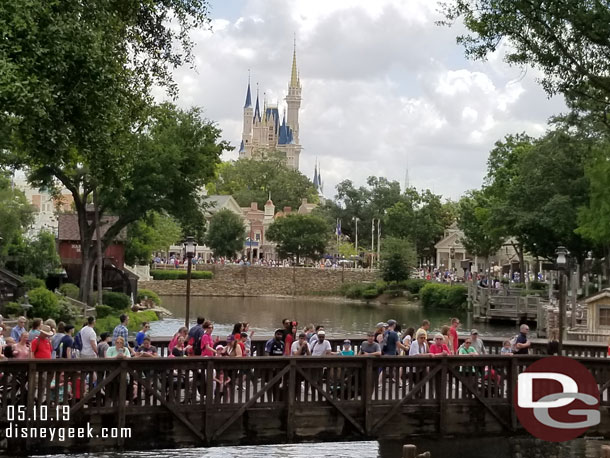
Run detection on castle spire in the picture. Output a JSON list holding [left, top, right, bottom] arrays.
[[254, 83, 261, 122], [290, 36, 299, 88], [313, 160, 319, 188], [244, 70, 252, 108]]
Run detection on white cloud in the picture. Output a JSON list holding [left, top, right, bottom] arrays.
[[167, 0, 567, 201]]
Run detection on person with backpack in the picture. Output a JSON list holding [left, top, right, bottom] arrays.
[[56, 325, 75, 359], [513, 324, 531, 355], [51, 321, 66, 359], [187, 317, 205, 356], [381, 320, 406, 356]]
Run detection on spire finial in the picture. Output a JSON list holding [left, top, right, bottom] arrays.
[[290, 34, 299, 87], [244, 70, 252, 108]]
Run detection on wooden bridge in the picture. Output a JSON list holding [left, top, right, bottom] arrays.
[[0, 339, 608, 455], [469, 284, 548, 323]]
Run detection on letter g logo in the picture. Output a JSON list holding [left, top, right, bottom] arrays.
[[514, 357, 600, 442]]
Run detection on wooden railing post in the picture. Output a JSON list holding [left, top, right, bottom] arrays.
[[117, 360, 127, 448], [364, 357, 373, 436], [439, 357, 447, 436], [287, 359, 296, 441], [402, 444, 417, 458], [509, 356, 517, 431], [205, 360, 214, 444]]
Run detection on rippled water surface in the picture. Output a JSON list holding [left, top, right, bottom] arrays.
[[35, 437, 610, 458], [149, 295, 527, 339]]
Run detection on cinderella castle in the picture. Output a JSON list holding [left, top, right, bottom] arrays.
[[239, 44, 303, 171]]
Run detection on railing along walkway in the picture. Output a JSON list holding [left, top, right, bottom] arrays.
[[0, 355, 608, 454]]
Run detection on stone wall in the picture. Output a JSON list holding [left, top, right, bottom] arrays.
[[140, 265, 378, 296]]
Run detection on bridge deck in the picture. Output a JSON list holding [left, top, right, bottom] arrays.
[[0, 355, 608, 455]]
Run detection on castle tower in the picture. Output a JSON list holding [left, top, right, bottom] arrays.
[[285, 40, 301, 144], [241, 74, 254, 159]]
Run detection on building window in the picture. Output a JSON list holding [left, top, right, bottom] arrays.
[[255, 233, 261, 241], [600, 307, 610, 327]]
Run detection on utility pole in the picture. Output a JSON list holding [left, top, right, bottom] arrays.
[[377, 218, 381, 269], [371, 219, 375, 269]]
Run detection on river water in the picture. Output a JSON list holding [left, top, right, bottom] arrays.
[[36, 437, 610, 458], [149, 295, 527, 340]]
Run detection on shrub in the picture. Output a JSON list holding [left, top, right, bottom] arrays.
[[344, 283, 370, 299], [28, 287, 61, 320], [102, 291, 131, 310], [23, 275, 45, 291], [362, 287, 380, 300], [420, 283, 467, 310], [95, 304, 114, 319], [512, 283, 526, 289], [136, 288, 161, 306], [57, 299, 80, 324], [3, 302, 23, 317], [59, 283, 80, 299], [375, 280, 387, 294], [529, 281, 547, 291], [127, 310, 158, 331], [150, 270, 213, 280], [94, 315, 121, 335], [403, 278, 427, 294]]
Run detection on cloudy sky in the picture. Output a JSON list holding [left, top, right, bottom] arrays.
[[168, 0, 567, 201]]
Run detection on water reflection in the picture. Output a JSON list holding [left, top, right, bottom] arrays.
[[150, 295, 525, 339], [36, 437, 610, 458]]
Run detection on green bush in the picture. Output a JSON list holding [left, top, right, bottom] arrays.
[[59, 283, 80, 299], [128, 310, 157, 331], [94, 315, 120, 335], [102, 291, 131, 310], [362, 287, 380, 300], [512, 283, 526, 289], [57, 299, 80, 324], [403, 278, 427, 294], [28, 287, 61, 320], [136, 288, 161, 306], [23, 275, 45, 291], [529, 281, 547, 291], [3, 301, 23, 317], [420, 283, 467, 310], [344, 283, 370, 299], [94, 309, 159, 335], [375, 280, 387, 294], [150, 270, 213, 280], [95, 304, 114, 319]]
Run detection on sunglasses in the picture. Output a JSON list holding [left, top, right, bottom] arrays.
[[465, 341, 472, 344]]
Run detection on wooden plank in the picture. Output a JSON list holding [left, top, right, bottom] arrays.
[[439, 360, 447, 436], [296, 366, 365, 435], [69, 366, 122, 415], [287, 359, 296, 440], [117, 361, 128, 448], [370, 364, 442, 434], [211, 364, 290, 441], [447, 366, 511, 431]]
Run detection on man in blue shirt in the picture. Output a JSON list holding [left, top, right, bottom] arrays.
[[514, 324, 531, 354], [112, 314, 129, 347], [11, 316, 27, 341], [382, 319, 406, 355]]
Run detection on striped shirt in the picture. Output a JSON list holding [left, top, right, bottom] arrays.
[[112, 324, 129, 346]]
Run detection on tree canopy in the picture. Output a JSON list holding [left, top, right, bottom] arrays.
[[380, 237, 416, 283], [125, 212, 183, 265], [208, 153, 318, 211], [204, 209, 246, 259], [0, 173, 33, 261], [266, 214, 330, 264]]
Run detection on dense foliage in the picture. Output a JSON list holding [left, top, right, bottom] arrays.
[[150, 270, 213, 280], [204, 209, 246, 259], [28, 287, 61, 320], [380, 237, 416, 283], [420, 283, 468, 310], [101, 291, 131, 311], [266, 214, 330, 264]]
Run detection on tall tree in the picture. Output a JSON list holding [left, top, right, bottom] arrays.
[[380, 237, 416, 283], [266, 214, 330, 264], [440, 0, 610, 121], [125, 212, 183, 265], [1, 1, 221, 301], [204, 209, 246, 259], [6, 230, 61, 278], [0, 173, 33, 262], [209, 152, 318, 211]]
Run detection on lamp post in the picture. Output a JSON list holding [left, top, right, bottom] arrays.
[[556, 246, 569, 355], [352, 217, 359, 255], [371, 218, 376, 269], [376, 218, 381, 269], [183, 236, 197, 328]]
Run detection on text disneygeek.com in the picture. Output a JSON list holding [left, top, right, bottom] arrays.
[[5, 423, 132, 441]]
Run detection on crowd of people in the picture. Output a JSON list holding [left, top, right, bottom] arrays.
[[0, 312, 546, 362]]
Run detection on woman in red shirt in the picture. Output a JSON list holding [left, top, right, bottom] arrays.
[[429, 333, 451, 356]]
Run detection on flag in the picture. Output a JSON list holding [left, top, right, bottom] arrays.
[[336, 218, 341, 236]]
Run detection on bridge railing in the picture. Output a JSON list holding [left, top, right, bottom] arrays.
[[0, 355, 608, 453], [144, 335, 609, 358]]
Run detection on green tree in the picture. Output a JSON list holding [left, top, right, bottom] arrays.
[[125, 212, 183, 265], [209, 152, 318, 211], [457, 189, 503, 270], [204, 209, 245, 259], [0, 1, 223, 302], [0, 173, 34, 262], [440, 1, 610, 119], [6, 230, 61, 278], [266, 214, 330, 264], [337, 241, 357, 258], [380, 237, 416, 283]]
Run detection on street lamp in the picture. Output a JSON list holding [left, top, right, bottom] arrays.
[[555, 246, 569, 355], [183, 236, 197, 328], [352, 217, 359, 255]]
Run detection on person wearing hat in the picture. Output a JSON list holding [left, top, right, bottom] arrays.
[[470, 329, 487, 355], [340, 339, 354, 356], [311, 330, 332, 356], [381, 319, 407, 356], [31, 324, 54, 359]]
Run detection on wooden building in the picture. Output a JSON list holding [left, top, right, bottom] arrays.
[[0, 268, 24, 306], [57, 212, 136, 296], [585, 288, 610, 336]]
